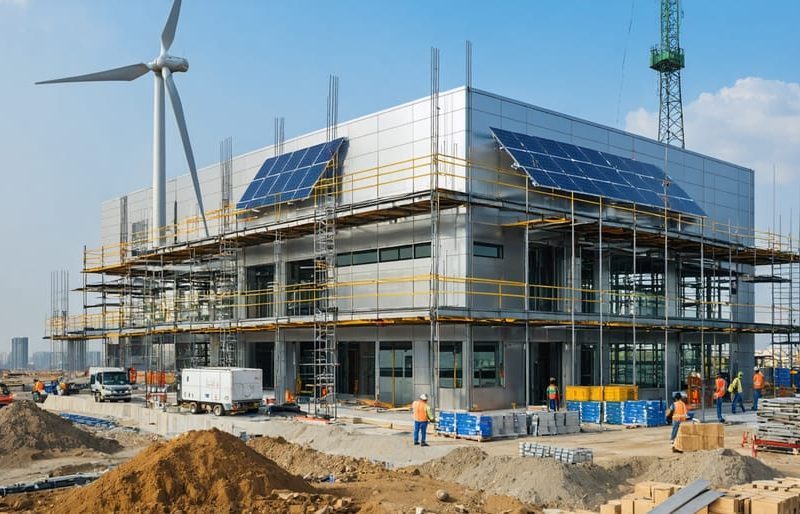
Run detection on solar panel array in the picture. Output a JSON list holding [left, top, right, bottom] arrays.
[[237, 137, 346, 210], [490, 127, 705, 216]]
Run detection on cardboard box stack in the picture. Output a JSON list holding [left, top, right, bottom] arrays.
[[673, 422, 724, 452]]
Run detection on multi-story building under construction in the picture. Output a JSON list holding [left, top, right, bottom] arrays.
[[48, 87, 800, 411]]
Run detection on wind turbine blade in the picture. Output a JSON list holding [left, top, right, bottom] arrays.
[[161, 0, 182, 54], [163, 68, 209, 238], [35, 63, 150, 85]]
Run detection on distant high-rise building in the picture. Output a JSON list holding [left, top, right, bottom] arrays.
[[11, 337, 29, 370], [31, 351, 53, 371]]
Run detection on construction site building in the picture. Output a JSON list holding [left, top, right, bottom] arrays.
[[47, 87, 799, 411]]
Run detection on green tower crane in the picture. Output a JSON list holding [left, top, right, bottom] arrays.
[[650, 0, 685, 148]]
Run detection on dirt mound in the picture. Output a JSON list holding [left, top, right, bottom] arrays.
[[59, 428, 313, 513], [416, 447, 625, 509], [635, 448, 779, 488], [249, 435, 385, 479], [0, 401, 122, 466]]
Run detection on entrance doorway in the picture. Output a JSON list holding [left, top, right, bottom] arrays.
[[580, 344, 595, 385], [378, 342, 413, 406], [337, 342, 375, 397], [531, 342, 562, 404], [252, 342, 274, 388]]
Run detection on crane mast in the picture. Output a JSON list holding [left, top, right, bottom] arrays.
[[650, 0, 685, 148]]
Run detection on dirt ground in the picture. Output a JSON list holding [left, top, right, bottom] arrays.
[[0, 406, 798, 513]]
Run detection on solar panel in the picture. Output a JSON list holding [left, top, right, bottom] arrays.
[[490, 127, 705, 217], [237, 138, 346, 210]]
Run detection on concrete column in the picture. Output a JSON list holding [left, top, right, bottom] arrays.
[[210, 334, 220, 366], [274, 334, 285, 403]]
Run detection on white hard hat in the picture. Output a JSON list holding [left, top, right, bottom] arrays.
[[419, 393, 428, 401], [754, 366, 760, 371]]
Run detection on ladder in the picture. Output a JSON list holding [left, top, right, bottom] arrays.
[[312, 164, 338, 418], [217, 237, 240, 366]]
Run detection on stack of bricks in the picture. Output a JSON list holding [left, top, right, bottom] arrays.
[[724, 477, 800, 514], [597, 478, 800, 514], [519, 441, 593, 464], [673, 422, 724, 452]]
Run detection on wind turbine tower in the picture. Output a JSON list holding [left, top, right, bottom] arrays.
[[650, 0, 685, 148]]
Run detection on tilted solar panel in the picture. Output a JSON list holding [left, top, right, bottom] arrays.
[[237, 137, 346, 210], [490, 127, 705, 217]]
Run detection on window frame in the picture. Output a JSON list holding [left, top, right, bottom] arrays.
[[473, 242, 504, 259], [472, 341, 505, 388]]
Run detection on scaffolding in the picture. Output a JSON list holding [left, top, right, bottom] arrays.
[[46, 138, 800, 407]]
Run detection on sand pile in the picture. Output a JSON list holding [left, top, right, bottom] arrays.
[[0, 401, 122, 466], [636, 448, 779, 488], [59, 428, 314, 514], [249, 435, 385, 479]]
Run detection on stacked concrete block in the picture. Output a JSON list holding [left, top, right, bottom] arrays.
[[519, 442, 593, 464]]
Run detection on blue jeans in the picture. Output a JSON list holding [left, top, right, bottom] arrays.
[[731, 393, 745, 413], [671, 420, 682, 441], [715, 397, 725, 421], [752, 389, 761, 411], [413, 420, 428, 444], [548, 399, 557, 411]]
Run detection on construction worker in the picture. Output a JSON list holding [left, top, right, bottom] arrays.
[[713, 372, 727, 423], [729, 371, 745, 414], [670, 392, 689, 445], [546, 377, 559, 412], [412, 393, 434, 447], [752, 366, 764, 411]]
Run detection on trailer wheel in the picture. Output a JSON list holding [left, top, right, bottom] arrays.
[[189, 402, 199, 414], [212, 404, 224, 416]]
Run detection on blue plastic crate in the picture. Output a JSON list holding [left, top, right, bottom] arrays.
[[623, 400, 665, 427], [455, 413, 492, 437], [436, 411, 457, 433], [603, 401, 623, 424], [775, 368, 791, 387], [566, 401, 581, 412], [580, 401, 602, 424]]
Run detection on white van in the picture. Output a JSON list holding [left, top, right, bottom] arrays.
[[89, 367, 132, 402]]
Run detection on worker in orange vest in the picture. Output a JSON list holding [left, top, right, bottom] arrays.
[[411, 393, 434, 447], [546, 377, 560, 412], [713, 371, 727, 423], [670, 392, 689, 446], [752, 367, 764, 411]]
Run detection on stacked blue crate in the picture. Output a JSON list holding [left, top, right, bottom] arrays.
[[456, 413, 493, 438], [580, 401, 602, 423], [436, 411, 456, 434], [774, 368, 791, 387], [622, 400, 666, 427], [603, 401, 623, 425], [566, 401, 581, 414]]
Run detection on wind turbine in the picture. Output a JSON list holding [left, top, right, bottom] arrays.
[[36, 0, 209, 245]]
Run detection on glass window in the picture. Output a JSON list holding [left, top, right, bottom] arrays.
[[473, 242, 504, 259], [336, 253, 352, 267], [352, 250, 378, 265], [439, 341, 463, 388], [397, 245, 413, 260], [414, 242, 431, 258], [379, 247, 399, 262], [473, 342, 504, 388]]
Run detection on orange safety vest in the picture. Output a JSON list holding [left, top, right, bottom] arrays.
[[714, 377, 726, 399], [753, 373, 764, 390], [673, 400, 688, 422], [412, 400, 430, 422], [546, 385, 559, 400]]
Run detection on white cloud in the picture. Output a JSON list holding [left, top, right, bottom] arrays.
[[625, 77, 800, 186], [0, 0, 29, 5]]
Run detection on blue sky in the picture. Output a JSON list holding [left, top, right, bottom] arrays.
[[1, 0, 798, 353]]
